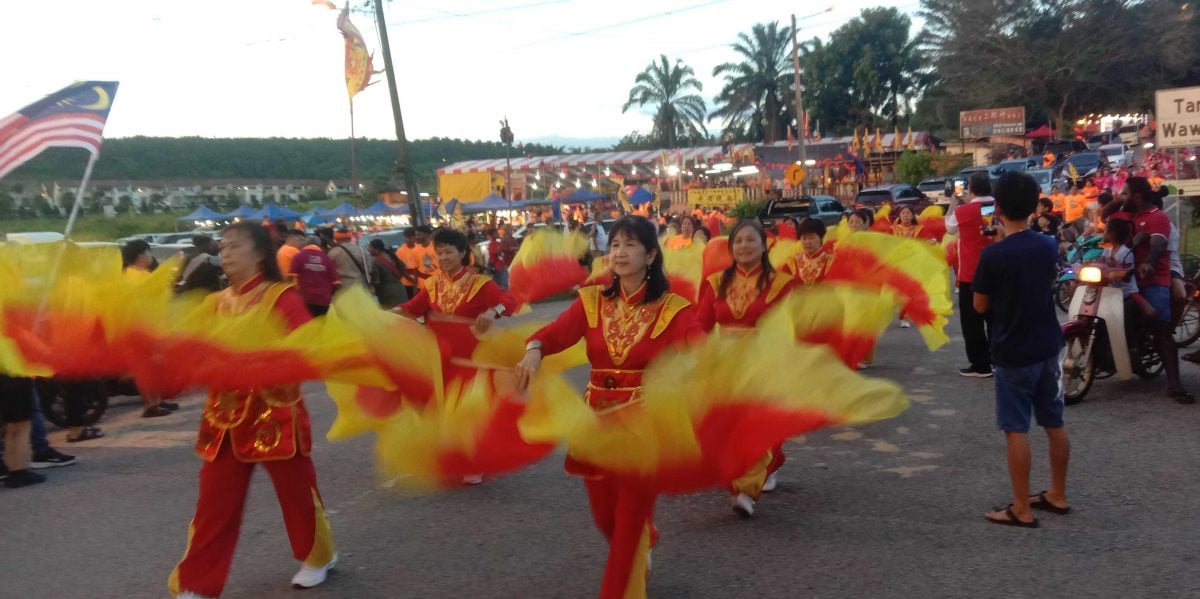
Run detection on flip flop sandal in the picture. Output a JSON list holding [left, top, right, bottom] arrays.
[[1029, 492, 1071, 515], [986, 505, 1039, 528]]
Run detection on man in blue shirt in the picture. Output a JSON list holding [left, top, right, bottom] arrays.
[[973, 172, 1070, 528]]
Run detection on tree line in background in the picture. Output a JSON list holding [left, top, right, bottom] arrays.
[[620, 0, 1200, 149]]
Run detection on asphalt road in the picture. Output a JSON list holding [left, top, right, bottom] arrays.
[[2, 299, 1199, 599]]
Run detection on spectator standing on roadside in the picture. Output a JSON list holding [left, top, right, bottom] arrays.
[[368, 239, 409, 309], [327, 230, 372, 289], [947, 171, 996, 378], [176, 234, 224, 293], [973, 171, 1070, 529], [1, 377, 45, 487], [276, 229, 305, 279], [291, 236, 339, 317]]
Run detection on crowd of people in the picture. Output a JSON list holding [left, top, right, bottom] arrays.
[[2, 166, 1196, 598]]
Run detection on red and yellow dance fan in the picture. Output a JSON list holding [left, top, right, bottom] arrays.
[[823, 231, 952, 349], [767, 238, 803, 271], [917, 205, 948, 242], [507, 229, 589, 306], [324, 287, 445, 440], [660, 242, 703, 302], [701, 236, 731, 279], [0, 243, 180, 379], [519, 325, 908, 494], [368, 324, 581, 488], [760, 285, 899, 368], [585, 254, 613, 287], [870, 204, 894, 233]]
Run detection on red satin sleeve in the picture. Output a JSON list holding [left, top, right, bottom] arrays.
[[401, 287, 432, 318], [476, 280, 519, 316], [273, 287, 312, 331], [528, 298, 587, 356], [662, 303, 705, 346], [695, 280, 718, 333]]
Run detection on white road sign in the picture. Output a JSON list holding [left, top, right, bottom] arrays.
[[1156, 86, 1200, 149]]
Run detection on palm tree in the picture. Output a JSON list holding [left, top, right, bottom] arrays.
[[622, 55, 709, 148], [711, 21, 795, 143]]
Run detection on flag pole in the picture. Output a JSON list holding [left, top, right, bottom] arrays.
[[63, 151, 99, 241], [349, 95, 357, 200], [38, 150, 99, 318]]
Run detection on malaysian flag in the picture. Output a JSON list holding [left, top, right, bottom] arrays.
[[0, 81, 119, 180]]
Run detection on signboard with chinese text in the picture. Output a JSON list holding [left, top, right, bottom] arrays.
[[959, 107, 1026, 138], [686, 187, 745, 208]]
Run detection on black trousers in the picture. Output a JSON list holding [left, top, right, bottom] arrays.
[[959, 281, 992, 370]]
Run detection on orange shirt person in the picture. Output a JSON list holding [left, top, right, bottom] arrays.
[[276, 229, 305, 278], [665, 216, 699, 250], [514, 216, 701, 599], [695, 220, 794, 516]]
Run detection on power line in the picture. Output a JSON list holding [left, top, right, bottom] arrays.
[[389, 0, 579, 26], [508, 0, 733, 50]]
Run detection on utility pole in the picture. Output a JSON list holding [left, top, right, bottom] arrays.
[[500, 118, 514, 208], [790, 13, 809, 196], [373, 0, 423, 224]]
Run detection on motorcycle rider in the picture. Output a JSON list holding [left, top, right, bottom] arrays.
[[1124, 178, 1193, 404]]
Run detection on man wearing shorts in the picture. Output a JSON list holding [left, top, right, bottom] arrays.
[[973, 172, 1070, 528]]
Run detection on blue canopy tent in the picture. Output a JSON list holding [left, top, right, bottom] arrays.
[[514, 198, 553, 208], [459, 193, 517, 214], [300, 211, 334, 225], [628, 187, 654, 206], [252, 203, 302, 221], [178, 205, 225, 222], [324, 202, 359, 217], [223, 205, 258, 219], [561, 188, 605, 203], [361, 200, 399, 216]]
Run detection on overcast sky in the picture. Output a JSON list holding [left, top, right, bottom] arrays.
[[0, 0, 921, 146]]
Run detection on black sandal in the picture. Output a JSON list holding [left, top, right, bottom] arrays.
[[1029, 492, 1071, 515], [1169, 389, 1196, 405], [985, 505, 1039, 528], [67, 426, 104, 443]]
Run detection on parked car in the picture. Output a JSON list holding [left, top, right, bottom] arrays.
[[1042, 139, 1088, 160], [1117, 123, 1142, 145], [853, 184, 926, 209], [917, 177, 956, 204], [357, 228, 406, 249], [1054, 150, 1108, 179], [1086, 131, 1121, 149], [757, 195, 848, 227], [1027, 168, 1054, 196], [150, 232, 196, 245], [995, 158, 1039, 173], [116, 233, 159, 245], [1098, 143, 1133, 168]]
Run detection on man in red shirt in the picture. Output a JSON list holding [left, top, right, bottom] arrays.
[[946, 172, 996, 377], [1127, 177, 1192, 403], [290, 237, 340, 317], [488, 224, 519, 290]]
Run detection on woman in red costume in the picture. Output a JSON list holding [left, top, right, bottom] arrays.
[[891, 206, 922, 238], [394, 227, 517, 484], [169, 222, 336, 599], [781, 218, 835, 286], [513, 216, 700, 599], [395, 228, 518, 387], [696, 220, 794, 517]]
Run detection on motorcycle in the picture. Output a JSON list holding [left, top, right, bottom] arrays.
[[1053, 235, 1105, 313], [1060, 265, 1162, 405]]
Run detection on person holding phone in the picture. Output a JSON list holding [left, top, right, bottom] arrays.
[[946, 171, 996, 378]]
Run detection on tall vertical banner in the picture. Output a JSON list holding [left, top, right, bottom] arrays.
[[337, 5, 374, 98]]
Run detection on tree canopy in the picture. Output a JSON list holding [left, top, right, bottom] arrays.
[[622, 55, 709, 147]]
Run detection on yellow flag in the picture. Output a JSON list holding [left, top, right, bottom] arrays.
[[337, 5, 374, 98]]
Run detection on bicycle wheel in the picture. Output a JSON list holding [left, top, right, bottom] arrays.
[[1174, 300, 1200, 347]]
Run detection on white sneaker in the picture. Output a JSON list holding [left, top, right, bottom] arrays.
[[762, 472, 778, 493], [462, 474, 484, 485], [292, 553, 337, 589], [731, 493, 755, 518], [177, 592, 214, 599], [856, 362, 870, 370], [899, 320, 912, 328]]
